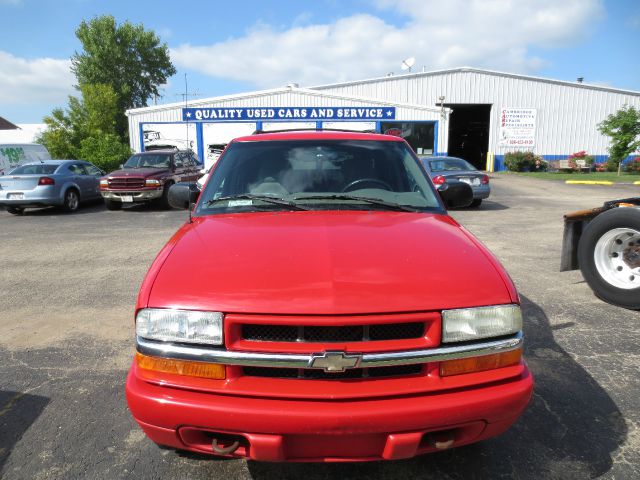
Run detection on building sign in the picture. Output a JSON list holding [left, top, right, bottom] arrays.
[[182, 107, 396, 122], [498, 108, 537, 147]]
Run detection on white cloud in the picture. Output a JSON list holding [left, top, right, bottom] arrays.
[[0, 51, 75, 106], [171, 0, 604, 88]]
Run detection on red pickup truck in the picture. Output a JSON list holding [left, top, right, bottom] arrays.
[[99, 149, 201, 210], [126, 131, 532, 462]]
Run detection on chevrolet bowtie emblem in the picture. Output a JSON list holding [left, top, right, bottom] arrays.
[[308, 351, 362, 373]]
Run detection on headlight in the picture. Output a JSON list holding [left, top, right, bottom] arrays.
[[99, 179, 108, 187], [442, 304, 522, 343], [145, 179, 161, 187], [136, 308, 223, 345]]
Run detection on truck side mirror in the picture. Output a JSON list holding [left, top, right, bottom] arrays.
[[168, 182, 200, 209], [438, 182, 473, 209]]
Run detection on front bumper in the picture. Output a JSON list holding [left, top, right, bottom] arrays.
[[100, 189, 162, 202], [136, 332, 524, 370], [126, 361, 533, 461]]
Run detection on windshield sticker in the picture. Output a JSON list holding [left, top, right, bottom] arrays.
[[228, 200, 253, 207]]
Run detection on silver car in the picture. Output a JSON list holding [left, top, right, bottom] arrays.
[[0, 160, 104, 215], [420, 156, 490, 208]]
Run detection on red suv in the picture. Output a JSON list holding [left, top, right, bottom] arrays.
[[126, 131, 532, 462], [99, 149, 201, 210]]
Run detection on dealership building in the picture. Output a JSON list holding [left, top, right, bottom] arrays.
[[126, 67, 640, 171]]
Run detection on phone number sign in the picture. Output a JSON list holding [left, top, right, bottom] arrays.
[[499, 108, 537, 147]]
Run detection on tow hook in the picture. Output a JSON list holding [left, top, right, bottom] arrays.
[[427, 431, 455, 450], [211, 437, 241, 455]]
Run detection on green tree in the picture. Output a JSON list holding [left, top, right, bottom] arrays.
[[71, 15, 176, 137], [76, 83, 121, 136], [38, 83, 124, 163], [80, 133, 131, 173], [37, 108, 76, 159], [598, 105, 640, 172]]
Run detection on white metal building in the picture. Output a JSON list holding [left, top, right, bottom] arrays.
[[126, 67, 640, 170], [127, 87, 447, 170]]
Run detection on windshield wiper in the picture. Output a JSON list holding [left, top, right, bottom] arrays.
[[205, 194, 309, 211], [293, 194, 421, 212]]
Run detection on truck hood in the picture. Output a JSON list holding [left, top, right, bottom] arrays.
[[106, 167, 170, 178], [147, 211, 515, 315]]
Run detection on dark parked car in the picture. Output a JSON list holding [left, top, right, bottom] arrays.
[[99, 149, 202, 210], [420, 156, 490, 207], [0, 160, 104, 214]]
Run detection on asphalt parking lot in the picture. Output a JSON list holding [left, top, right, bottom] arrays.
[[1, 175, 639, 479]]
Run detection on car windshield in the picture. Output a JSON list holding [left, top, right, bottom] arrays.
[[196, 139, 441, 215], [427, 158, 476, 172], [124, 154, 171, 169], [9, 164, 59, 175]]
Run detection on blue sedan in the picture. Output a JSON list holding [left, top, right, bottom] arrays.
[[419, 156, 490, 208], [0, 160, 104, 214]]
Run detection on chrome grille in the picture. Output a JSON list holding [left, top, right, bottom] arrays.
[[108, 177, 145, 189]]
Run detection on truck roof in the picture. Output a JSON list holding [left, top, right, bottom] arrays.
[[233, 130, 405, 143]]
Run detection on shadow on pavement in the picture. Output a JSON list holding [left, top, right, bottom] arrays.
[[2, 200, 105, 217], [246, 295, 626, 479], [0, 390, 49, 474], [120, 203, 176, 213], [455, 199, 509, 211]]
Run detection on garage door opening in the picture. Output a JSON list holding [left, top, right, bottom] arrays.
[[445, 104, 491, 169]]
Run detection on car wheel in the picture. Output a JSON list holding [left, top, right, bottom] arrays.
[[105, 200, 122, 211], [62, 189, 80, 213], [578, 207, 640, 309], [470, 199, 483, 208], [7, 207, 25, 215], [158, 182, 174, 209]]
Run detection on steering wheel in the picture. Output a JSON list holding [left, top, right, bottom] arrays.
[[342, 178, 393, 192]]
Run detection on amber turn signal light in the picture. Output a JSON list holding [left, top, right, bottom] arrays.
[[135, 352, 225, 379], [440, 348, 522, 377]]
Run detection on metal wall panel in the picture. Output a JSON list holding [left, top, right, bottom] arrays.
[[316, 70, 640, 157]]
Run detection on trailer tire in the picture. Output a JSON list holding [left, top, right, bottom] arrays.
[[578, 207, 640, 310]]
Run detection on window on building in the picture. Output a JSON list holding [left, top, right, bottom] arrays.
[[381, 122, 434, 155]]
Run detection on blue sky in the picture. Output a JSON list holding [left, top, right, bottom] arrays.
[[0, 0, 638, 123]]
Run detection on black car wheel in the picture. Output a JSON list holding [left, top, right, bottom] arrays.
[[63, 189, 80, 213], [158, 182, 174, 209], [470, 199, 483, 208]]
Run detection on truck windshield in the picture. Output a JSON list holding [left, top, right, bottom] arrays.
[[196, 139, 441, 215], [124, 154, 171, 169]]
